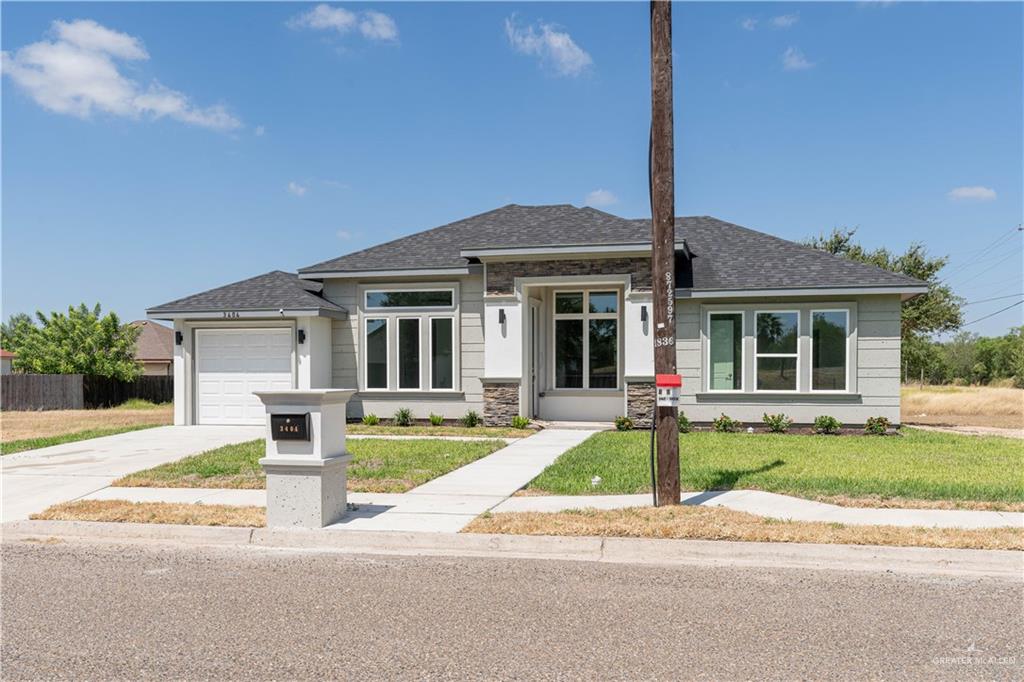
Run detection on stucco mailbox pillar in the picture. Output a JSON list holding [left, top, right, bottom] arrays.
[[253, 389, 355, 529]]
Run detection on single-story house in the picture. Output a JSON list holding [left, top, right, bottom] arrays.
[[131, 320, 174, 376], [148, 204, 927, 427], [1, 348, 15, 375]]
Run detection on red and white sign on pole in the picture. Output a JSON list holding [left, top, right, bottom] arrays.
[[655, 373, 682, 408]]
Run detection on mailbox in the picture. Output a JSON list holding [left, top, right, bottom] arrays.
[[270, 413, 311, 441], [655, 374, 682, 407]]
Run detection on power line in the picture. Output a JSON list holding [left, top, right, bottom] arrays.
[[948, 246, 1023, 288], [940, 225, 1022, 282], [962, 299, 1024, 327], [964, 293, 1024, 306]]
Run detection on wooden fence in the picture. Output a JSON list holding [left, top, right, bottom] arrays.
[[1, 374, 173, 411]]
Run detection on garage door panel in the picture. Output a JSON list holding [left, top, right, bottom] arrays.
[[195, 329, 294, 425]]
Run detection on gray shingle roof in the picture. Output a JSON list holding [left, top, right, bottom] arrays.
[[147, 271, 347, 316], [298, 204, 924, 292]]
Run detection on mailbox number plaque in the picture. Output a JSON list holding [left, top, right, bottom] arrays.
[[270, 413, 311, 441]]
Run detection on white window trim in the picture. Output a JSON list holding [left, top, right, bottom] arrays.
[[551, 289, 620, 391], [396, 317, 422, 391], [428, 316, 456, 391], [363, 317, 389, 391], [364, 287, 456, 311], [810, 308, 851, 393], [754, 309, 801, 393], [705, 310, 745, 393]]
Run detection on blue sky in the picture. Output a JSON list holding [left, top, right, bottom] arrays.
[[3, 2, 1021, 336]]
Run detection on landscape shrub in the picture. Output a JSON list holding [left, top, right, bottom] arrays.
[[813, 415, 843, 434], [361, 414, 380, 426], [511, 415, 531, 429], [712, 414, 741, 433], [762, 413, 793, 433], [677, 412, 692, 434], [864, 416, 891, 435], [461, 410, 482, 428], [428, 413, 444, 426], [392, 407, 413, 427], [614, 416, 634, 431]]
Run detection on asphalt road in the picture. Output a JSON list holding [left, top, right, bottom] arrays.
[[2, 540, 1021, 680]]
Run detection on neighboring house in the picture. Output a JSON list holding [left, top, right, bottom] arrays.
[[1, 349, 15, 375], [148, 204, 927, 427], [131, 320, 174, 376]]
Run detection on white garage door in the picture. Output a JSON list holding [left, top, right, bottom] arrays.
[[194, 328, 294, 425]]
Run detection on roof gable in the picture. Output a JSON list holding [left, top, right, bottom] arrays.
[[147, 270, 347, 317]]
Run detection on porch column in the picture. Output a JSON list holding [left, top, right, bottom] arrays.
[[624, 292, 655, 427], [482, 296, 522, 426]]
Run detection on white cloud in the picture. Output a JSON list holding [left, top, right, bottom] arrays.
[[771, 13, 800, 28], [254, 125, 265, 137], [948, 186, 997, 202], [504, 16, 592, 77], [740, 18, 758, 31], [287, 181, 308, 196], [1, 19, 241, 131], [288, 4, 398, 41], [336, 229, 354, 240], [584, 189, 618, 207], [782, 46, 814, 71]]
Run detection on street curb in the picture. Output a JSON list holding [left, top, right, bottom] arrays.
[[3, 520, 1020, 578]]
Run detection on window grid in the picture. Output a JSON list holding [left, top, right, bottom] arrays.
[[552, 290, 619, 390], [754, 310, 801, 393]]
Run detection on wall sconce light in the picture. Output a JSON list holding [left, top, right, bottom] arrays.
[[498, 309, 506, 324], [175, 331, 183, 346], [640, 305, 648, 322], [298, 329, 306, 344]]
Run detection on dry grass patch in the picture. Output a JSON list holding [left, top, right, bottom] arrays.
[[31, 499, 265, 527], [2, 405, 173, 442], [465, 506, 1024, 551], [813, 494, 1024, 513], [902, 385, 1023, 429]]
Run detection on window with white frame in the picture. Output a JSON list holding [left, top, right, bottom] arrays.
[[755, 311, 799, 391], [707, 312, 744, 391], [361, 286, 458, 392], [553, 290, 619, 390], [811, 310, 849, 391]]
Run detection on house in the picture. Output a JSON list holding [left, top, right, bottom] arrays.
[[1, 349, 15, 375], [131, 320, 174, 376], [147, 204, 927, 427]]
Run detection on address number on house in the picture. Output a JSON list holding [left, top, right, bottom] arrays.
[[270, 413, 311, 441]]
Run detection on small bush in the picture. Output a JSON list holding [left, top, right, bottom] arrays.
[[393, 407, 413, 427], [864, 416, 891, 435], [428, 413, 444, 426], [614, 416, 634, 431], [813, 415, 842, 434], [361, 413, 380, 426], [762, 412, 792, 434], [461, 410, 482, 428], [677, 412, 692, 434], [712, 414, 741, 433], [511, 415, 531, 429]]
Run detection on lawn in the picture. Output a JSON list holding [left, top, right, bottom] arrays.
[[902, 384, 1023, 429], [1, 401, 172, 454], [347, 424, 533, 438], [525, 428, 1024, 506], [114, 437, 505, 493]]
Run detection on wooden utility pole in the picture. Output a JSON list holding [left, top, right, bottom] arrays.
[[650, 0, 680, 506]]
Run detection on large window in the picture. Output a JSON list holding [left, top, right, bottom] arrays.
[[553, 290, 618, 390], [360, 285, 458, 392], [365, 319, 388, 389], [708, 312, 743, 391], [812, 310, 848, 391], [755, 311, 799, 391]]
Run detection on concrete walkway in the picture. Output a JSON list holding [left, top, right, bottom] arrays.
[[493, 490, 1024, 530], [2, 425, 263, 521]]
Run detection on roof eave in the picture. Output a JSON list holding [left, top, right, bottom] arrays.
[[297, 265, 480, 280], [459, 242, 687, 260], [676, 284, 929, 300], [146, 307, 348, 321]]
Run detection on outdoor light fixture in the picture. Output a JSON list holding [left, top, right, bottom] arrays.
[[175, 331, 183, 346], [498, 309, 506, 324], [640, 305, 648, 322], [298, 329, 306, 344]]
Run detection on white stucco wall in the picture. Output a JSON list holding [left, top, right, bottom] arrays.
[[623, 292, 654, 379], [297, 316, 332, 389], [483, 298, 523, 380]]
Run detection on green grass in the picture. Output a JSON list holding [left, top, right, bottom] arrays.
[[347, 424, 533, 438], [118, 398, 170, 410], [526, 428, 1024, 504], [1, 424, 166, 455], [114, 437, 506, 493]]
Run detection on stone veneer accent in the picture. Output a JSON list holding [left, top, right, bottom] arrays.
[[486, 258, 652, 295], [483, 382, 520, 426], [626, 381, 655, 428]]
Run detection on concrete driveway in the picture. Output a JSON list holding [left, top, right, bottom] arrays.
[[1, 425, 262, 521]]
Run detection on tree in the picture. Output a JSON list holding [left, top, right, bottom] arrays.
[[0, 304, 142, 381], [803, 228, 964, 338]]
